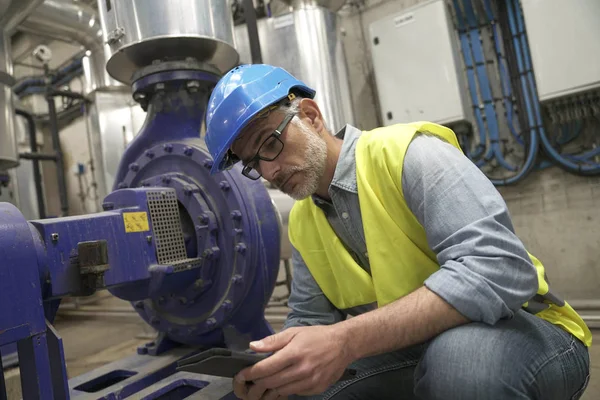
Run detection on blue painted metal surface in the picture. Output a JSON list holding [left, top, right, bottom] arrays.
[[0, 62, 281, 398], [68, 347, 235, 399]]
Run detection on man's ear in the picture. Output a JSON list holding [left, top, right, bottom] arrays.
[[299, 98, 326, 134]]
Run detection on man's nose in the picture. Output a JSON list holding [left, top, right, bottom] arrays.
[[258, 159, 280, 182]]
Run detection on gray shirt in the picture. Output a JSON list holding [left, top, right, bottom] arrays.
[[283, 124, 539, 329]]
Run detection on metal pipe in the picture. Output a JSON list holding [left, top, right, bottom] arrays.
[[18, 153, 57, 161], [16, 0, 122, 92], [0, 0, 45, 35], [18, 0, 101, 51], [243, 0, 263, 64], [45, 88, 69, 216], [47, 89, 91, 103], [15, 108, 46, 219]]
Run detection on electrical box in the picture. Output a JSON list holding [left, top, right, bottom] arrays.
[[520, 0, 600, 101], [368, 0, 468, 126]]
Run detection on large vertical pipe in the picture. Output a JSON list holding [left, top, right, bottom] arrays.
[[15, 108, 45, 218], [45, 88, 69, 216], [0, 31, 18, 171]]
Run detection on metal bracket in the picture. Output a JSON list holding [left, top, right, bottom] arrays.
[[106, 27, 125, 45]]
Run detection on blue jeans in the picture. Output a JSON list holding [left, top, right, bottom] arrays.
[[297, 311, 590, 400]]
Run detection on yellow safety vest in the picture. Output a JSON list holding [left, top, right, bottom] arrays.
[[288, 121, 592, 347]]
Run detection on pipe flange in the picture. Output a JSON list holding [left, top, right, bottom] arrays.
[[120, 141, 260, 341]]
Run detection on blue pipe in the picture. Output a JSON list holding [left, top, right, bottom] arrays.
[[481, 0, 538, 185], [462, 0, 517, 172], [510, 0, 600, 175], [482, 0, 524, 146], [13, 58, 83, 96], [563, 146, 600, 163], [452, 0, 487, 160]]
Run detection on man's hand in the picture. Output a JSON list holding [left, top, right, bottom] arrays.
[[232, 325, 353, 399]]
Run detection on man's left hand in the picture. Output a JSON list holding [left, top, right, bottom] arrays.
[[235, 325, 354, 398]]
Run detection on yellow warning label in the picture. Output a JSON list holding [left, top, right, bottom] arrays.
[[123, 212, 150, 233]]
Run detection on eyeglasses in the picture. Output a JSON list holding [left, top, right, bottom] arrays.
[[240, 112, 295, 180]]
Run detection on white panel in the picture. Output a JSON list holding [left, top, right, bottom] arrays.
[[368, 0, 468, 126], [521, 0, 600, 101]]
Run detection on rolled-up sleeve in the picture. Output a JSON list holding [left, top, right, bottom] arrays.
[[401, 134, 538, 325], [283, 246, 346, 330]]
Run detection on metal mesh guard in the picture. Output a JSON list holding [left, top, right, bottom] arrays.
[[147, 190, 188, 265]]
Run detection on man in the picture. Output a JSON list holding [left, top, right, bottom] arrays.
[[204, 64, 591, 399]]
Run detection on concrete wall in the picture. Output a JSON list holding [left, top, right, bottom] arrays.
[[498, 168, 600, 301]]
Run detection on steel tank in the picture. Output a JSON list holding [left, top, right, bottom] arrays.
[[234, 4, 355, 132], [99, 0, 239, 84]]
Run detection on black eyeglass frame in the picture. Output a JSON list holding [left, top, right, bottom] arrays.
[[240, 112, 295, 180]]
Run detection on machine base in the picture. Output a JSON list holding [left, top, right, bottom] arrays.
[[68, 346, 237, 399]]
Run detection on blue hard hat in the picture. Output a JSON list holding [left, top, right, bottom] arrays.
[[205, 64, 315, 175]]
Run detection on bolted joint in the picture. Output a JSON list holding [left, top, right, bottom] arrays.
[[203, 159, 214, 169], [199, 213, 209, 224], [205, 317, 217, 328], [221, 300, 233, 312], [231, 210, 242, 221], [211, 246, 221, 259], [145, 150, 155, 159], [183, 146, 194, 156], [184, 185, 198, 196], [219, 181, 230, 191], [235, 243, 247, 254], [146, 235, 152, 243], [155, 82, 165, 92], [102, 202, 114, 211], [162, 176, 172, 184], [232, 274, 243, 285], [51, 233, 59, 242], [202, 249, 213, 260], [186, 80, 201, 93], [163, 143, 173, 153], [193, 279, 204, 290], [129, 163, 140, 172]]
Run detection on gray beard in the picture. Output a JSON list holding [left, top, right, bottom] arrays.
[[276, 121, 328, 200]]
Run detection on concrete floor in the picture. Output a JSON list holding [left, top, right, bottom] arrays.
[[3, 293, 599, 399]]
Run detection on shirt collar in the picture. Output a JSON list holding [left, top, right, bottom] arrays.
[[330, 124, 361, 194], [311, 124, 361, 207]]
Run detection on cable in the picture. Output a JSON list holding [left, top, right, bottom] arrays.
[[451, 0, 487, 161], [510, 0, 600, 175]]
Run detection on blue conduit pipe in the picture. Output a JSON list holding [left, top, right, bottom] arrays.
[[477, 0, 538, 184], [556, 121, 582, 146], [508, 0, 600, 175], [13, 57, 83, 97], [481, 0, 524, 146], [452, 0, 487, 161], [461, 0, 516, 172]]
